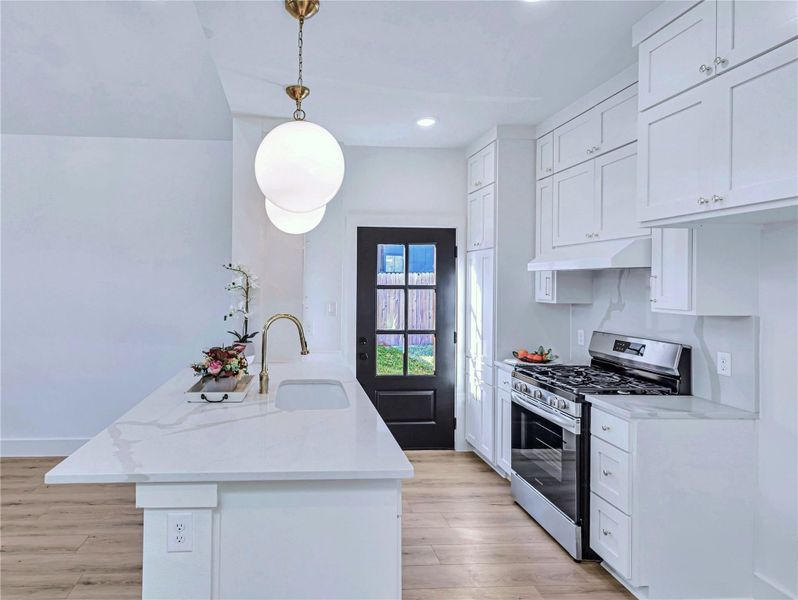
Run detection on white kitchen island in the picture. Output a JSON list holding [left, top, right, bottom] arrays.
[[46, 354, 414, 600]]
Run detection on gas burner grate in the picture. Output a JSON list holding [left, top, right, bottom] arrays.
[[515, 365, 672, 395]]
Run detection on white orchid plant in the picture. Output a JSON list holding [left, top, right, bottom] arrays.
[[223, 263, 259, 345]]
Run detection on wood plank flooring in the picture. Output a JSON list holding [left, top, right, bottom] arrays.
[[1, 452, 630, 599]]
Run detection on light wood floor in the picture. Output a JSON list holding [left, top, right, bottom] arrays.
[[1, 452, 631, 599]]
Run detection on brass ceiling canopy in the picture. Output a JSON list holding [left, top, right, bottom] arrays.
[[285, 0, 319, 21], [283, 0, 320, 120]]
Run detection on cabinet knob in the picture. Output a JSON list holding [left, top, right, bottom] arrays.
[[545, 167, 552, 172], [714, 56, 728, 67], [712, 194, 723, 203], [697, 197, 710, 205], [602, 528, 612, 536], [602, 469, 612, 476], [650, 298, 657, 303], [699, 63, 713, 74], [601, 424, 611, 431]]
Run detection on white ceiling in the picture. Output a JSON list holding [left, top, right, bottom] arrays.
[[195, 0, 660, 148]]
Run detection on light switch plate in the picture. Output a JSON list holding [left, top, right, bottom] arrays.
[[716, 352, 732, 377], [577, 330, 585, 346]]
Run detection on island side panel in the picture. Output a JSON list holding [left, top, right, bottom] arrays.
[[217, 478, 402, 599]]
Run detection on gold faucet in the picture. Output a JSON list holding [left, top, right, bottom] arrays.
[[259, 313, 309, 394]]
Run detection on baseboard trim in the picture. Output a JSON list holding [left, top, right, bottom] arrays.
[[753, 571, 793, 600], [1, 438, 88, 457]]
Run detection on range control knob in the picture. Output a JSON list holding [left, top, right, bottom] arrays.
[[533, 389, 542, 399], [549, 397, 557, 407], [558, 398, 568, 410]]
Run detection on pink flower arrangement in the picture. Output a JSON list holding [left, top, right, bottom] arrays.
[[191, 344, 248, 381]]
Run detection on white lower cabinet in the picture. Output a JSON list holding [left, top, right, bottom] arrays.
[[495, 367, 513, 476], [589, 404, 756, 598], [466, 362, 495, 467], [650, 225, 760, 316]]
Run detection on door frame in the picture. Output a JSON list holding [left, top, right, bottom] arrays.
[[342, 211, 467, 451]]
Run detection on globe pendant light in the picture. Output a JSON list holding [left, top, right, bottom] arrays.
[[255, 0, 345, 217], [265, 198, 326, 235]]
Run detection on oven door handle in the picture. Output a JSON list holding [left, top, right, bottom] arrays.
[[511, 392, 581, 435]]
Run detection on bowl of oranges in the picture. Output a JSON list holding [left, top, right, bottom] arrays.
[[513, 346, 558, 364]]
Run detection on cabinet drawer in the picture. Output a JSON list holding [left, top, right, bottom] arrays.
[[591, 436, 631, 514], [590, 492, 632, 579], [591, 408, 630, 451], [496, 369, 512, 392]]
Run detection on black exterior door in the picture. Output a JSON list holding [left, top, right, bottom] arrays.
[[356, 227, 456, 449]]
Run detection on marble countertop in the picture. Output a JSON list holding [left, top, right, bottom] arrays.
[[45, 354, 414, 485], [587, 394, 758, 421]]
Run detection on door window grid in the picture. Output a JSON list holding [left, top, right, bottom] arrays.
[[376, 243, 437, 376]]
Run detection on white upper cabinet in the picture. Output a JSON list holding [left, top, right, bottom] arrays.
[[467, 143, 496, 193], [467, 184, 496, 251], [638, 0, 798, 111], [712, 42, 798, 212], [638, 0, 717, 110], [637, 83, 716, 223], [552, 111, 600, 173], [536, 132, 554, 180], [650, 228, 692, 312], [594, 143, 649, 242], [715, 0, 798, 74], [553, 161, 597, 246], [595, 85, 639, 156]]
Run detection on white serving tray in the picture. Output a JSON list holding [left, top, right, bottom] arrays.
[[185, 374, 256, 403]]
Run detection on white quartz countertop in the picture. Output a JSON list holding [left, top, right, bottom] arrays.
[[46, 354, 414, 484], [587, 394, 758, 421]]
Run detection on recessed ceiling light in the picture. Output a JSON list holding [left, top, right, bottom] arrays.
[[416, 117, 436, 128]]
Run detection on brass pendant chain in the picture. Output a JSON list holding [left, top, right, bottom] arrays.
[[293, 16, 306, 121]]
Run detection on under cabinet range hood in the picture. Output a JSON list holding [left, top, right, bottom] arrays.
[[527, 237, 651, 271]]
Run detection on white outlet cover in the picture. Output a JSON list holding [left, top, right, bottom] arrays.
[[717, 352, 732, 377], [167, 512, 193, 552], [577, 330, 585, 346]]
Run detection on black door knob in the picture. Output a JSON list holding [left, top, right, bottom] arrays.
[[358, 352, 369, 361], [358, 337, 368, 345]]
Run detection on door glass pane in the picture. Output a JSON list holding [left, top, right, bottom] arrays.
[[408, 289, 435, 330], [377, 244, 405, 285], [408, 334, 435, 375], [408, 244, 436, 285], [376, 334, 404, 376], [376, 289, 404, 330]]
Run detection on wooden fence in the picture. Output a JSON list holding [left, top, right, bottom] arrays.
[[376, 273, 435, 346]]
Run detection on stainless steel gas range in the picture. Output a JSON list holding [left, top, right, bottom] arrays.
[[510, 331, 691, 560]]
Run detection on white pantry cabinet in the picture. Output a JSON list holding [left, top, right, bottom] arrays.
[[649, 225, 759, 316], [638, 41, 798, 225], [467, 142, 495, 193], [495, 367, 513, 476], [551, 85, 638, 174], [466, 248, 494, 382], [637, 0, 798, 110], [465, 363, 494, 465], [467, 185, 495, 251], [589, 402, 756, 599], [535, 132, 553, 179]]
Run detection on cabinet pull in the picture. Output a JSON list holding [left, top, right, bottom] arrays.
[[714, 56, 728, 67], [650, 298, 657, 303], [602, 469, 612, 476], [545, 167, 552, 172], [699, 64, 713, 73], [601, 425, 610, 431], [602, 528, 612, 536], [712, 194, 723, 203], [697, 197, 710, 205]]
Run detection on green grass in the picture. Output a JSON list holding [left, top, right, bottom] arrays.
[[377, 344, 434, 376]]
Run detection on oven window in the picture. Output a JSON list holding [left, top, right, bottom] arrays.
[[511, 401, 579, 522]]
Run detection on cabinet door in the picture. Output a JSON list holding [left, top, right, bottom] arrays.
[[466, 249, 494, 368], [651, 228, 692, 312], [536, 132, 554, 179], [478, 250, 494, 368], [637, 84, 717, 222], [638, 0, 717, 110], [595, 85, 638, 156], [468, 143, 495, 192], [536, 177, 554, 255], [595, 144, 649, 242], [468, 153, 483, 194], [465, 365, 480, 447], [497, 387, 512, 475], [535, 271, 555, 302], [478, 382, 495, 463], [712, 42, 798, 211], [553, 161, 597, 246], [467, 186, 495, 251], [716, 0, 798, 73], [552, 110, 600, 172]]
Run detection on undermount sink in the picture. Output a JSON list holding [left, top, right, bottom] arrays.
[[275, 380, 349, 411]]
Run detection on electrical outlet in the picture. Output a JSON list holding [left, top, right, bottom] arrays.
[[167, 512, 193, 552], [717, 352, 732, 377], [577, 330, 585, 346]]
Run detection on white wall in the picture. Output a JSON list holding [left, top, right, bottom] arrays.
[[303, 145, 467, 445], [754, 221, 797, 599], [1, 135, 232, 453]]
